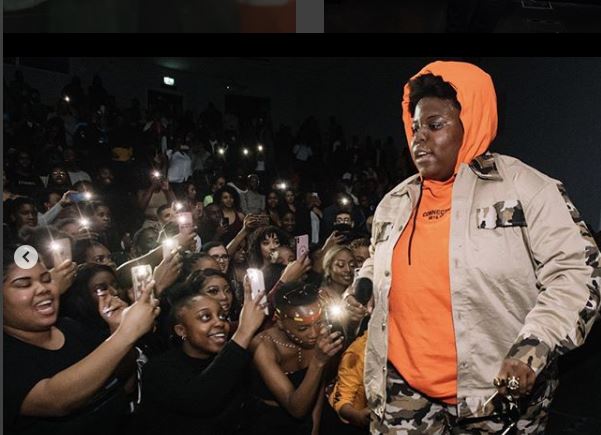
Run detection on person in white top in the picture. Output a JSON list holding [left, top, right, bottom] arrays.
[[241, 174, 265, 215], [166, 144, 192, 184]]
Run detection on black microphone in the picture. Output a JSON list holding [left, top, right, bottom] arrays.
[[355, 278, 373, 306]]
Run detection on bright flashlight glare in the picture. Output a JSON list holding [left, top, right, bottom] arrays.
[[257, 144, 264, 152], [218, 148, 225, 155], [329, 304, 344, 319], [242, 148, 249, 156], [340, 198, 349, 206], [163, 238, 176, 248], [83, 192, 92, 200], [50, 241, 60, 251], [174, 202, 183, 211], [153, 170, 161, 178], [177, 215, 186, 224], [277, 182, 287, 190], [80, 218, 90, 227], [64, 95, 70, 102]]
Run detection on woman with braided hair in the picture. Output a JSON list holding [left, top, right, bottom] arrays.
[[248, 282, 345, 434]]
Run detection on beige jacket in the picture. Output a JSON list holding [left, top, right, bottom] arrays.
[[360, 152, 600, 420]]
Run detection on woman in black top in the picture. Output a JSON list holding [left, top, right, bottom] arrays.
[[60, 263, 128, 342], [2, 248, 159, 435], [248, 282, 345, 435], [136, 271, 266, 435]]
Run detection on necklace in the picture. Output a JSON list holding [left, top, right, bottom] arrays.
[[263, 333, 303, 368]]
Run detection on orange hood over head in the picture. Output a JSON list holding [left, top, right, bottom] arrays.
[[401, 61, 498, 174]]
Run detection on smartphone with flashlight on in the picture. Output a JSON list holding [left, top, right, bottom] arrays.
[[247, 268, 268, 315], [68, 192, 87, 203], [162, 238, 178, 258], [178, 212, 194, 236], [295, 234, 309, 260], [131, 264, 153, 301], [324, 302, 346, 339], [50, 238, 72, 267]]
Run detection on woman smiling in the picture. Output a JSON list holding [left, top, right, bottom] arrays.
[[136, 273, 266, 435]]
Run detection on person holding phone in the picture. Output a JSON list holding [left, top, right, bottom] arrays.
[[247, 225, 289, 269], [136, 270, 266, 435], [3, 249, 159, 435], [61, 263, 129, 342], [214, 186, 245, 245], [248, 282, 345, 435], [136, 170, 176, 229]]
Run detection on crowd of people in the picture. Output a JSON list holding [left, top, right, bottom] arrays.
[[3, 62, 601, 435], [3, 69, 406, 435]]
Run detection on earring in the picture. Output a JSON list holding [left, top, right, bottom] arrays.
[[182, 336, 187, 341]]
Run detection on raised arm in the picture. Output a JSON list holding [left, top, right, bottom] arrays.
[[252, 328, 344, 419], [226, 214, 261, 256], [20, 283, 159, 417]]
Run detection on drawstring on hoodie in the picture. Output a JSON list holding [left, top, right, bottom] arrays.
[[407, 182, 423, 266]]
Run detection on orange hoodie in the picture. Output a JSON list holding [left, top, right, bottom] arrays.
[[388, 61, 498, 403]]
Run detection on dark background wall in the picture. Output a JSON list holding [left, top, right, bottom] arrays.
[[4, 57, 600, 229], [294, 57, 601, 230]]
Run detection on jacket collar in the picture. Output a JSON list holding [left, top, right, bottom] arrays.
[[390, 152, 502, 198], [468, 152, 503, 181]]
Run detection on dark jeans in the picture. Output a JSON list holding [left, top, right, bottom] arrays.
[[446, 0, 510, 32]]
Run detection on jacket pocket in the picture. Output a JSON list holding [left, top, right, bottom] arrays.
[[476, 200, 527, 229]]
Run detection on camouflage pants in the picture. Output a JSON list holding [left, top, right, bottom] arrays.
[[370, 363, 556, 435]]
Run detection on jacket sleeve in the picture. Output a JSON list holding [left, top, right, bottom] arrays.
[[506, 182, 601, 374]]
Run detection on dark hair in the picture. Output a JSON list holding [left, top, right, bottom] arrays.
[[181, 253, 217, 278], [349, 237, 370, 250], [178, 181, 197, 200], [157, 203, 172, 217], [168, 280, 205, 324], [132, 226, 159, 255], [211, 174, 226, 187], [83, 201, 110, 215], [73, 239, 110, 265], [168, 268, 228, 321], [335, 210, 352, 219], [7, 196, 37, 219], [200, 241, 227, 255], [47, 164, 72, 188], [213, 185, 241, 211], [61, 263, 117, 335], [274, 281, 319, 312], [247, 225, 289, 268], [266, 190, 281, 208], [408, 73, 461, 117]]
